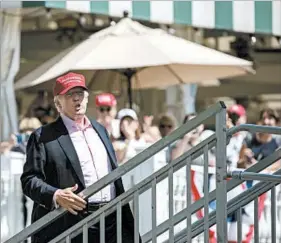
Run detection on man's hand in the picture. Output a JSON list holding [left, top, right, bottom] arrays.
[[54, 184, 87, 215]]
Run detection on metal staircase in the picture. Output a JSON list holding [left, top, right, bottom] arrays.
[[5, 101, 281, 243], [160, 150, 281, 243]]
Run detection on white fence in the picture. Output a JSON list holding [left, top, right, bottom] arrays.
[[1, 152, 33, 242]]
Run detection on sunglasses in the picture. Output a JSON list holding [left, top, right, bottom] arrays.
[[159, 124, 173, 129], [65, 90, 84, 98], [99, 107, 111, 113]]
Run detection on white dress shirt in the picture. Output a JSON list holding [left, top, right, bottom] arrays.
[[61, 114, 115, 202]]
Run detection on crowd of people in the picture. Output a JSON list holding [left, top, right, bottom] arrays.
[[1, 92, 281, 174], [1, 87, 281, 242], [92, 95, 281, 172], [2, 90, 280, 166]]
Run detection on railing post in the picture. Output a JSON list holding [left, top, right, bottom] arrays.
[[215, 103, 227, 243]]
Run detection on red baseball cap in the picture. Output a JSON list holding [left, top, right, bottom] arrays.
[[53, 72, 87, 96], [95, 93, 117, 107], [228, 104, 246, 117]]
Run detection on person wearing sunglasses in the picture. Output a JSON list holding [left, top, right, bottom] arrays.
[[155, 114, 176, 138], [95, 93, 120, 140], [150, 114, 177, 163]]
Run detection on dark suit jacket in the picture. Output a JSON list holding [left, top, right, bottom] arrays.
[[21, 117, 136, 242]]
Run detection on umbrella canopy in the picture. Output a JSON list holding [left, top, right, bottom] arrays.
[[15, 17, 254, 106], [15, 56, 220, 93]]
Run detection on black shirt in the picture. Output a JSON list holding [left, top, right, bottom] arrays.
[[244, 134, 279, 161]]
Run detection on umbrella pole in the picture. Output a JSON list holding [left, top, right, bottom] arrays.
[[127, 76, 133, 109], [124, 69, 135, 109]]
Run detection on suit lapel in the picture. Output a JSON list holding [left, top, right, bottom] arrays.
[[90, 120, 117, 169], [55, 117, 86, 187]]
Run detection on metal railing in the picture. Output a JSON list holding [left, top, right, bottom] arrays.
[[173, 168, 281, 243], [141, 125, 281, 243], [5, 101, 281, 243], [145, 148, 281, 243], [228, 170, 281, 183], [156, 149, 281, 241], [43, 103, 228, 243]]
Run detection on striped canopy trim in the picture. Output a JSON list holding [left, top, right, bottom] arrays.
[[16, 1, 281, 36]]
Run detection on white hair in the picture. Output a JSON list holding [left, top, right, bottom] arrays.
[[54, 95, 62, 113]]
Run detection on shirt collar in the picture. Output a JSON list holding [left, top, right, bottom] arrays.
[[61, 113, 91, 131]]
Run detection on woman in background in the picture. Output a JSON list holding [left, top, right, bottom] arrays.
[[113, 109, 146, 164]]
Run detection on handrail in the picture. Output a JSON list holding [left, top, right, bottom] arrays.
[[5, 102, 225, 243], [174, 168, 281, 243], [141, 125, 281, 242], [142, 148, 281, 242], [228, 124, 281, 136], [228, 171, 281, 182], [82, 123, 280, 243]]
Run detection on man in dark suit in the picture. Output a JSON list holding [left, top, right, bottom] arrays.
[[21, 72, 137, 243]]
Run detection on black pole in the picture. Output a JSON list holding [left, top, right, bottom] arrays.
[[127, 76, 133, 109], [124, 69, 135, 109]]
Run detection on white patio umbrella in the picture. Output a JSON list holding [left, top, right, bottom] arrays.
[[15, 17, 254, 107]]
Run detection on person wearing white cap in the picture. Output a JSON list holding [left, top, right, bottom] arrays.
[[117, 108, 138, 121], [113, 109, 146, 163]]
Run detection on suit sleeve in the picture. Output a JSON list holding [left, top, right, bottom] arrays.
[[20, 131, 58, 210]]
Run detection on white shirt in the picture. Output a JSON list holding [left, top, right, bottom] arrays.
[[61, 114, 115, 202]]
